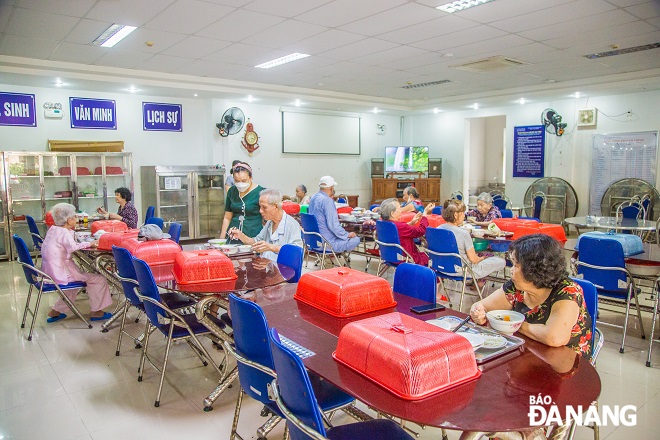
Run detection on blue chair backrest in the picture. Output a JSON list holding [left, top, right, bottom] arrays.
[[571, 277, 598, 352], [577, 236, 627, 293], [145, 217, 164, 229], [493, 198, 508, 210], [269, 328, 328, 440], [299, 213, 324, 251], [167, 222, 182, 244], [455, 194, 463, 201], [621, 204, 641, 219], [337, 197, 347, 204], [13, 234, 38, 285], [278, 244, 303, 283], [369, 204, 380, 211], [393, 263, 436, 303], [144, 206, 155, 222], [25, 215, 43, 250], [533, 195, 544, 219], [111, 246, 141, 306], [518, 216, 540, 222], [432, 206, 442, 215], [500, 209, 513, 218], [376, 220, 406, 264], [229, 294, 276, 403], [131, 257, 166, 324], [426, 227, 462, 275], [641, 197, 651, 218]]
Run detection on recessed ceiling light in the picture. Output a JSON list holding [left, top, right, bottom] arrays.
[[573, 92, 581, 98], [255, 53, 310, 69], [92, 24, 137, 48], [247, 95, 254, 103], [472, 103, 479, 110], [373, 107, 379, 114], [294, 99, 301, 107], [433, 108, 440, 114], [437, 0, 495, 13], [127, 86, 139, 93], [193, 93, 198, 97], [54, 79, 65, 87], [518, 98, 526, 105]]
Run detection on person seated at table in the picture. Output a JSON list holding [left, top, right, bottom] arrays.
[[379, 197, 434, 266], [97, 187, 138, 229], [466, 192, 501, 227], [439, 199, 506, 289], [401, 186, 424, 213], [295, 184, 311, 205], [229, 188, 303, 262], [308, 175, 360, 254], [43, 203, 113, 323], [470, 234, 593, 357]]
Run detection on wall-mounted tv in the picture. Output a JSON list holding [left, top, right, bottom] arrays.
[[385, 146, 429, 173]]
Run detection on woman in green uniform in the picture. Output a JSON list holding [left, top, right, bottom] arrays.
[[220, 162, 264, 244]]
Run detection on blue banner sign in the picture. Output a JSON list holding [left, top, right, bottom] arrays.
[[70, 97, 116, 129], [143, 102, 182, 132], [0, 92, 37, 127], [513, 125, 545, 178]]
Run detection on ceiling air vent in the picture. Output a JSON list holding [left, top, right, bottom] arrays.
[[451, 56, 530, 72], [401, 79, 451, 89]]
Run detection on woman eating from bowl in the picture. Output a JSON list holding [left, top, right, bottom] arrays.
[[470, 234, 593, 357], [97, 187, 138, 229], [229, 188, 303, 262], [379, 197, 434, 266], [295, 184, 310, 205], [43, 203, 113, 322], [439, 199, 506, 289], [220, 162, 264, 244], [466, 192, 501, 227]]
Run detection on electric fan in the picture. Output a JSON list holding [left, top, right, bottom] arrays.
[[541, 108, 567, 136], [216, 107, 245, 137]]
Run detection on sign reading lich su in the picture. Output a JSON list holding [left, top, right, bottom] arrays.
[[70, 97, 117, 129]]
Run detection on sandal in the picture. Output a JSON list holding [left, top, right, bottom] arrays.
[[46, 313, 67, 323]]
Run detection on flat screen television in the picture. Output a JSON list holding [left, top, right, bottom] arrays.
[[385, 146, 429, 173]]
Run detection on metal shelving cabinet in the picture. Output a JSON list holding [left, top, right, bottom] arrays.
[[2, 151, 132, 259], [141, 166, 225, 241]]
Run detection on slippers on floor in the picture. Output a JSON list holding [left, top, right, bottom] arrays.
[[90, 312, 112, 321], [46, 313, 67, 323]]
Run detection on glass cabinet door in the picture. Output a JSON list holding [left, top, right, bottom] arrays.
[[103, 154, 132, 197], [5, 153, 42, 253], [74, 154, 104, 216], [196, 173, 224, 238], [42, 154, 75, 215], [158, 173, 191, 238]]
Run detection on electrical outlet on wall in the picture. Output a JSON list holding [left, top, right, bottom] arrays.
[[376, 124, 385, 135]]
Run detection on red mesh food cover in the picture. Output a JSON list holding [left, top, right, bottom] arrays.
[[59, 166, 91, 176], [282, 201, 300, 215], [333, 312, 480, 400], [173, 250, 237, 284], [398, 212, 445, 228], [295, 268, 396, 317], [512, 223, 566, 243], [491, 218, 539, 233], [97, 229, 139, 251], [94, 166, 124, 175], [337, 206, 353, 214], [91, 220, 128, 234], [123, 238, 182, 266]]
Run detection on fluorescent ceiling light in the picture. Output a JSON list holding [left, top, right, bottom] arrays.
[[255, 53, 309, 69], [437, 0, 495, 13], [92, 24, 137, 48]]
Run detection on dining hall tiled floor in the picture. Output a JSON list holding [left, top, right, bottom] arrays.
[[1, 253, 659, 440]]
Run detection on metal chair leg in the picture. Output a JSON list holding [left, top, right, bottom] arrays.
[[20, 284, 34, 329], [155, 323, 176, 407], [229, 389, 243, 440], [647, 283, 659, 367], [115, 301, 130, 356]]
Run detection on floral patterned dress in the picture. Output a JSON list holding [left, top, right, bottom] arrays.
[[502, 278, 593, 357], [467, 205, 502, 222]]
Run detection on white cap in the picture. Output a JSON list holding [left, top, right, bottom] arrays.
[[319, 175, 338, 188]]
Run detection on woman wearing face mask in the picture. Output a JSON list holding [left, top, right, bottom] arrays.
[[400, 186, 424, 213], [220, 162, 264, 244]]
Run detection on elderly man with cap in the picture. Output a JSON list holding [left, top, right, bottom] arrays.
[[308, 176, 360, 257]]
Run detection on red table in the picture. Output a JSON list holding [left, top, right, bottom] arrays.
[[261, 292, 601, 438]]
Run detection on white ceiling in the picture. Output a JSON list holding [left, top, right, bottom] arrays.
[[0, 0, 659, 113]]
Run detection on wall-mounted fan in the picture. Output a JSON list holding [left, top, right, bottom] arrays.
[[541, 108, 567, 136], [216, 107, 245, 137]]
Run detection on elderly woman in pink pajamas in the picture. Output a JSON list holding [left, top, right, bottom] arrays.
[[43, 203, 112, 323]]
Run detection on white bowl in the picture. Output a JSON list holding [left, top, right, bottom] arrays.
[[237, 244, 252, 253], [219, 244, 238, 255], [486, 310, 525, 335], [472, 229, 485, 238], [75, 231, 92, 242], [208, 238, 227, 245]]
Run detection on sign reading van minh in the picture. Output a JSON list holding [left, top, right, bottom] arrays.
[[70, 97, 117, 129], [0, 92, 37, 127]]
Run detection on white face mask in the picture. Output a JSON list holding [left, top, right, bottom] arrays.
[[235, 181, 250, 192]]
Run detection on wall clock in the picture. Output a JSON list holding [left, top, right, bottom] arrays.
[[577, 108, 597, 127]]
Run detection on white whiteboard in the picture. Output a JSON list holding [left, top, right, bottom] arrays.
[[281, 109, 361, 155], [589, 131, 658, 215]]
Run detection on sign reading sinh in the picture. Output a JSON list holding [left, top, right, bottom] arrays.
[[70, 97, 117, 130], [0, 92, 37, 127]]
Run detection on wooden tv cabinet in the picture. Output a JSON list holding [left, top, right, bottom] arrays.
[[371, 177, 440, 205]]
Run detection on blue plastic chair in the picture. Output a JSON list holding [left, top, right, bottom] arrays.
[[393, 263, 436, 303], [532, 192, 545, 220], [269, 327, 413, 440], [167, 222, 182, 244], [571, 277, 603, 362], [375, 220, 414, 277], [299, 213, 343, 268], [450, 190, 463, 201], [500, 209, 513, 218], [145, 216, 164, 229], [25, 215, 43, 251], [493, 198, 508, 210], [576, 236, 645, 353], [517, 216, 540, 222], [13, 234, 91, 340], [225, 294, 357, 439], [426, 228, 486, 312], [369, 204, 380, 211], [431, 206, 443, 215], [144, 205, 155, 223], [278, 244, 303, 283], [132, 257, 226, 407]]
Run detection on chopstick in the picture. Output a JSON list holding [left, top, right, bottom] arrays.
[[452, 315, 472, 332]]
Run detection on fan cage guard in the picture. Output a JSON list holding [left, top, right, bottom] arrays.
[[523, 177, 578, 224], [218, 107, 245, 137], [599, 178, 659, 220]]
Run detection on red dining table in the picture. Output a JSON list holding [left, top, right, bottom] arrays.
[[261, 290, 602, 439]]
